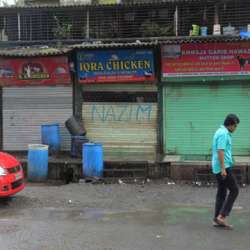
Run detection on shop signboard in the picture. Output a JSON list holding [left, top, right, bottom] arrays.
[[0, 56, 70, 86], [162, 42, 250, 81], [77, 49, 155, 83]]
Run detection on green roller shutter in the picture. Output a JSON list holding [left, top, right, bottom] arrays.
[[163, 83, 250, 159]]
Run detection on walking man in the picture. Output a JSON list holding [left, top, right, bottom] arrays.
[[212, 114, 240, 229]]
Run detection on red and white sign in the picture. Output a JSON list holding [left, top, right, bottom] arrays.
[[0, 56, 71, 86], [162, 42, 250, 79]]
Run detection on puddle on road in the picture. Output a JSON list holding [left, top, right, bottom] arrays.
[[0, 224, 19, 234], [44, 205, 250, 227], [0, 209, 24, 220], [18, 205, 213, 226], [48, 207, 105, 221], [1, 203, 250, 228], [97, 205, 212, 226]]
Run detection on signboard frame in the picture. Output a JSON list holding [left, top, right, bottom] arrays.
[[161, 42, 250, 82], [0, 56, 71, 86], [77, 49, 155, 83]]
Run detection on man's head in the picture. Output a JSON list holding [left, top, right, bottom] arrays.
[[224, 114, 240, 133]]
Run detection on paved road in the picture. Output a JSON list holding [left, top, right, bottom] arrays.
[[0, 182, 249, 250]]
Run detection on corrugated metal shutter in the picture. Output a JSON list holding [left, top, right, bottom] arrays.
[[163, 83, 250, 158], [3, 86, 72, 151], [82, 102, 158, 161]]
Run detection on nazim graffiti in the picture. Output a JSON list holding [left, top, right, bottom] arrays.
[[91, 103, 153, 122]]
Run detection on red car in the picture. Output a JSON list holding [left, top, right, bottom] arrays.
[[0, 152, 25, 197]]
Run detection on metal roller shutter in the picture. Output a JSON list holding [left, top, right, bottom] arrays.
[[163, 83, 250, 159], [82, 102, 158, 161], [3, 86, 72, 151]]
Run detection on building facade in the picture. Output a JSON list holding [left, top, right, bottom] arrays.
[[0, 1, 250, 179]]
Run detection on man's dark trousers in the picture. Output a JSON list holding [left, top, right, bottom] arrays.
[[214, 168, 239, 219]]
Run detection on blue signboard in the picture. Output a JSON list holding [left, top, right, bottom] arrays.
[[77, 49, 155, 83]]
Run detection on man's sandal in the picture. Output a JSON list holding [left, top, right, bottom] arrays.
[[213, 218, 233, 230]]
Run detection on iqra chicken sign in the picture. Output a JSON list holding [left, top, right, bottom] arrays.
[[0, 56, 70, 86], [77, 49, 155, 83]]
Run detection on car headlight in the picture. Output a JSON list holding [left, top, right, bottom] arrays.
[[0, 166, 8, 176]]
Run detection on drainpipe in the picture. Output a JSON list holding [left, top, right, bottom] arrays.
[[174, 5, 178, 36]]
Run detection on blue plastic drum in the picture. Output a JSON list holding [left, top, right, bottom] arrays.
[[28, 144, 48, 181], [82, 143, 103, 178], [41, 124, 61, 155]]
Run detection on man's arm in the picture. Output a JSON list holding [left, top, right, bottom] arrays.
[[218, 149, 227, 177]]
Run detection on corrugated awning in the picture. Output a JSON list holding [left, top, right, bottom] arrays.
[[0, 0, 207, 9], [159, 35, 250, 44], [0, 46, 71, 57], [0, 42, 158, 57], [1, 36, 250, 58], [70, 41, 158, 49], [69, 36, 250, 49]]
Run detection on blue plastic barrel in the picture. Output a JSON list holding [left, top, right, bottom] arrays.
[[41, 124, 61, 155], [28, 144, 48, 181], [82, 143, 103, 178]]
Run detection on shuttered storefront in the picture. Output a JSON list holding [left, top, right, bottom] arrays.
[[77, 47, 158, 161], [163, 83, 250, 160], [2, 86, 72, 151], [82, 84, 158, 161]]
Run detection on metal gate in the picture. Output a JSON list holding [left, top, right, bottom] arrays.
[[163, 83, 250, 158], [2, 86, 72, 151]]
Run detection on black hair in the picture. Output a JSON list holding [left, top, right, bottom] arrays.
[[224, 114, 240, 126]]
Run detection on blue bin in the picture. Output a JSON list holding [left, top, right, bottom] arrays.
[[82, 143, 103, 178], [28, 144, 48, 181], [41, 124, 61, 155]]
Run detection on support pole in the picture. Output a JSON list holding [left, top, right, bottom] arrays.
[[18, 12, 21, 41], [174, 5, 178, 37], [86, 10, 90, 39]]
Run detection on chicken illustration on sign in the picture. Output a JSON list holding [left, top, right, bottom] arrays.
[[19, 63, 50, 80]]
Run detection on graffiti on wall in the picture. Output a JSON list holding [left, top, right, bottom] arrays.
[[91, 103, 153, 122]]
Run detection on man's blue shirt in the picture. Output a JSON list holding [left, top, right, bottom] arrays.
[[212, 125, 233, 174]]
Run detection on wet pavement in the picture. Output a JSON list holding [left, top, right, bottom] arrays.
[[0, 181, 250, 250]]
